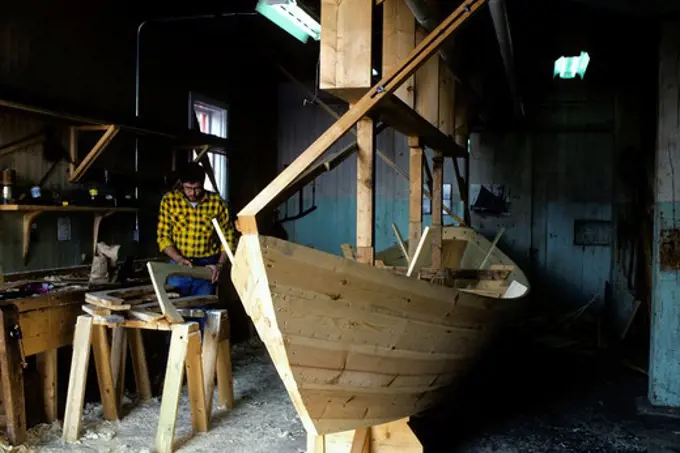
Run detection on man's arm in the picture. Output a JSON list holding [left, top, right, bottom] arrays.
[[157, 195, 192, 266]]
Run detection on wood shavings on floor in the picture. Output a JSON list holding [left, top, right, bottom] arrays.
[[6, 338, 307, 453]]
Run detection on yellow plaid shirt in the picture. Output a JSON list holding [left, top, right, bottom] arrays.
[[157, 190, 235, 258]]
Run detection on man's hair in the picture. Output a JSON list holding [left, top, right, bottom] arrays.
[[179, 162, 206, 184]]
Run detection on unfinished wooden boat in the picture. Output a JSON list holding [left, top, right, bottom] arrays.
[[230, 226, 529, 437]]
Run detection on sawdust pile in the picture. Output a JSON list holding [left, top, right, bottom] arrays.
[[3, 338, 306, 453]]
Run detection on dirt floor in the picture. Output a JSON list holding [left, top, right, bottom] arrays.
[[3, 335, 679, 453]]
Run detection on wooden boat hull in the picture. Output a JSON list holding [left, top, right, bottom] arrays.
[[230, 227, 529, 436]]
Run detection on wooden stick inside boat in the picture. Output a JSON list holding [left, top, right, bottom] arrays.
[[392, 222, 410, 265], [211, 218, 235, 265], [479, 227, 505, 269]]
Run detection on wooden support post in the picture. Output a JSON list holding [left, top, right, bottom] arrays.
[[36, 349, 58, 423], [383, 0, 416, 106], [0, 308, 26, 445], [202, 310, 230, 419], [320, 0, 374, 103], [356, 116, 375, 265], [408, 137, 423, 258], [319, 418, 422, 453], [454, 84, 470, 225], [415, 25, 440, 127], [63, 316, 94, 443], [432, 151, 444, 270]]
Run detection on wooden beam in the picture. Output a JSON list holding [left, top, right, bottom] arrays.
[[69, 125, 119, 183], [237, 0, 488, 230], [375, 95, 465, 158], [0, 132, 45, 159], [320, 0, 374, 103], [356, 116, 375, 265], [438, 64, 456, 137], [383, 0, 416, 107], [431, 151, 443, 270], [408, 143, 423, 258], [415, 25, 440, 127]]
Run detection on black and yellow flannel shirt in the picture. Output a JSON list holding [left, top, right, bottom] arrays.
[[157, 190, 235, 259]]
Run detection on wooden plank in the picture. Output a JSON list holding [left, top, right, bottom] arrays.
[[375, 95, 465, 158], [431, 151, 443, 270], [156, 323, 193, 453], [237, 0, 489, 227], [19, 302, 83, 357], [147, 262, 212, 323], [0, 308, 26, 444], [418, 268, 511, 281], [391, 223, 409, 264], [69, 125, 120, 182], [127, 328, 152, 401], [185, 329, 208, 433], [62, 316, 93, 443], [82, 304, 112, 317], [36, 349, 58, 422], [414, 25, 440, 127], [408, 144, 423, 258], [128, 310, 165, 323], [351, 428, 370, 453], [91, 324, 119, 421], [383, 0, 416, 107], [320, 0, 374, 103], [479, 228, 505, 269], [406, 226, 432, 277], [438, 64, 455, 136], [356, 116, 375, 265]]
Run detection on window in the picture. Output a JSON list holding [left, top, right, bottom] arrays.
[[189, 93, 229, 200]]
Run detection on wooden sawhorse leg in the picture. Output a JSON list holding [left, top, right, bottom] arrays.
[[0, 308, 26, 445], [156, 321, 207, 453], [309, 418, 423, 453], [202, 309, 234, 422]]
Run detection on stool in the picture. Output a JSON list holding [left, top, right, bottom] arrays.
[[62, 308, 233, 453]]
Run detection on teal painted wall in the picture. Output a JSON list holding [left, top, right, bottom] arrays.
[[649, 21, 680, 408]]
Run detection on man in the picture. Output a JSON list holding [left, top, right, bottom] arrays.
[[157, 162, 235, 296]]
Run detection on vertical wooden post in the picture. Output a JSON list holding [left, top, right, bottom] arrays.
[[383, 0, 416, 107], [432, 151, 444, 270], [356, 116, 375, 265], [63, 316, 94, 443], [408, 136, 423, 258], [0, 308, 26, 445], [454, 83, 470, 225]]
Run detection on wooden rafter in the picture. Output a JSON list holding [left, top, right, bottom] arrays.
[[239, 2, 486, 231], [69, 125, 120, 183]]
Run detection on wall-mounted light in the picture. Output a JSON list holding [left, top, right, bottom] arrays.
[[553, 51, 590, 79], [256, 0, 321, 43]]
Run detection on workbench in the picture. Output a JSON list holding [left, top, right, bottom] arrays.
[[0, 264, 152, 445]]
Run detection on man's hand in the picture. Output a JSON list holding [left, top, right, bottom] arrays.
[[206, 264, 222, 283], [177, 257, 193, 267]]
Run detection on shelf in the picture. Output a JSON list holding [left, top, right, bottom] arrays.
[[0, 205, 138, 213], [0, 205, 139, 263]]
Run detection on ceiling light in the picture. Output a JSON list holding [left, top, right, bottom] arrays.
[[553, 51, 590, 79], [256, 0, 321, 43]]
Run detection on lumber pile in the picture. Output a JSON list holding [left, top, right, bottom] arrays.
[[83, 285, 217, 329]]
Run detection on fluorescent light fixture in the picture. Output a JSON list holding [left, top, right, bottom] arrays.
[[553, 51, 590, 79], [256, 0, 321, 43]]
